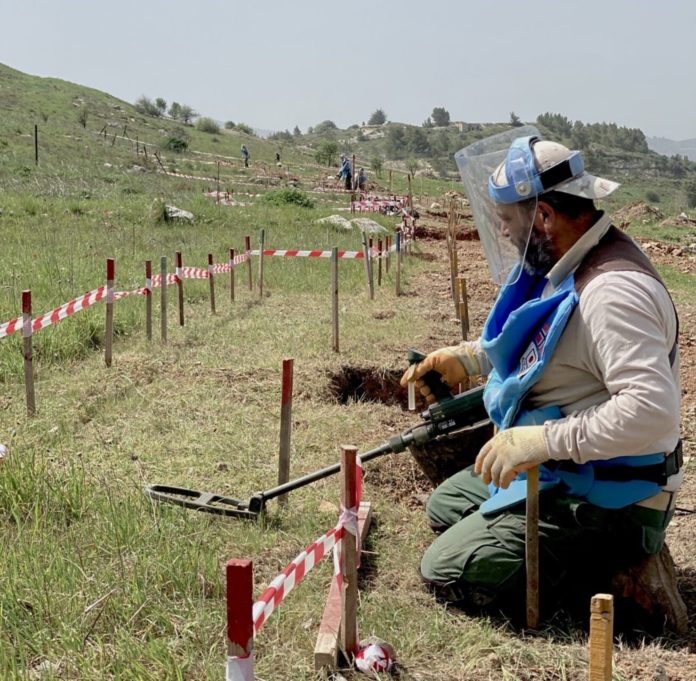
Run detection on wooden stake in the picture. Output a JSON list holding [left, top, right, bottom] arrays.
[[216, 161, 220, 205], [160, 256, 167, 343], [34, 125, 39, 166], [458, 277, 470, 341], [104, 258, 114, 367], [22, 290, 36, 416], [389, 169, 392, 193], [208, 253, 216, 314], [526, 465, 540, 629], [314, 502, 373, 671], [395, 231, 402, 296], [377, 239, 382, 287], [145, 260, 152, 341], [245, 235, 253, 291], [331, 247, 339, 353], [175, 251, 184, 326], [229, 248, 235, 303], [340, 445, 359, 658], [407, 173, 413, 211], [226, 560, 254, 671], [258, 229, 265, 298], [361, 233, 374, 300], [352, 153, 356, 191], [385, 236, 391, 274], [277, 358, 294, 507], [589, 594, 614, 681]]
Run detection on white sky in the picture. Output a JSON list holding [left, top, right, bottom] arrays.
[[2, 0, 695, 139]]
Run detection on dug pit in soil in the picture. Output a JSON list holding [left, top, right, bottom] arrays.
[[328, 365, 406, 407], [327, 365, 494, 488]]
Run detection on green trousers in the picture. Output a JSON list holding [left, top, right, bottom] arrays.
[[420, 466, 672, 612]]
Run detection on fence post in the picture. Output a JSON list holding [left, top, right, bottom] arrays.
[[34, 124, 39, 166], [331, 247, 339, 353], [377, 239, 383, 287], [385, 235, 391, 274], [395, 231, 402, 296], [340, 445, 359, 659], [458, 277, 469, 342], [105, 258, 115, 367], [145, 260, 152, 341], [361, 234, 373, 300], [277, 358, 294, 508], [175, 251, 185, 326], [245, 235, 253, 291], [258, 229, 265, 298], [526, 465, 540, 630], [22, 290, 36, 416], [226, 559, 255, 680], [160, 256, 168, 343], [208, 253, 216, 314], [229, 248, 235, 303]]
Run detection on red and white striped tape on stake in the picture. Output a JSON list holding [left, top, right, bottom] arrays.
[[226, 454, 362, 680], [0, 287, 107, 340]]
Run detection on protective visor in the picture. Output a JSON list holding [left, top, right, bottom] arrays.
[[455, 127, 540, 285]]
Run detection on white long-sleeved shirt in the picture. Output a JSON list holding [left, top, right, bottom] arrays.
[[471, 213, 681, 487]]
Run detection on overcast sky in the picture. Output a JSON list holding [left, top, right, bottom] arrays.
[[2, 0, 695, 140]]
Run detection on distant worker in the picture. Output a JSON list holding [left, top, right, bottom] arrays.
[[337, 154, 352, 190], [241, 144, 250, 168], [357, 167, 367, 191], [275, 151, 281, 164]]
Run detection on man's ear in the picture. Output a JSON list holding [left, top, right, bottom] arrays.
[[536, 200, 555, 227]]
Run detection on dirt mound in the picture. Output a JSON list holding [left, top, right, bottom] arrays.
[[660, 212, 696, 228], [615, 201, 664, 228]]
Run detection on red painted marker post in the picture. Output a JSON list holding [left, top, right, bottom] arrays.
[[226, 559, 254, 679], [105, 258, 115, 367], [377, 239, 383, 287], [208, 253, 216, 315], [145, 260, 152, 341], [340, 446, 359, 659], [277, 358, 294, 507], [245, 236, 253, 291], [22, 290, 36, 416], [229, 248, 236, 303], [331, 247, 339, 353], [176, 251, 185, 327], [258, 229, 265, 298]]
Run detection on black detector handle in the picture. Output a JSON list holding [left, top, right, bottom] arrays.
[[407, 348, 454, 402]]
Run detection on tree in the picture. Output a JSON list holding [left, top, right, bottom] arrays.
[[509, 111, 523, 127], [179, 104, 197, 125], [293, 125, 302, 137], [371, 156, 384, 178], [134, 95, 160, 117], [314, 120, 338, 135], [196, 117, 220, 134], [77, 106, 89, 128], [155, 97, 167, 115], [422, 117, 434, 128], [316, 140, 339, 166], [224, 121, 236, 129], [368, 108, 387, 125], [406, 158, 419, 176], [431, 107, 450, 127], [168, 101, 182, 119], [685, 180, 696, 208]]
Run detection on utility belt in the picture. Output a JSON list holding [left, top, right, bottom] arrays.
[[555, 440, 682, 487]]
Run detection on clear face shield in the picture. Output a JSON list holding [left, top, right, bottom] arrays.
[[455, 127, 540, 285]]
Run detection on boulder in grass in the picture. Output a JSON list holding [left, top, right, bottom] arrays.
[[316, 214, 353, 230], [351, 217, 388, 234], [165, 205, 194, 223]]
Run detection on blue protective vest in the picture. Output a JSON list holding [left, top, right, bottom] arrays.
[[478, 263, 667, 515]]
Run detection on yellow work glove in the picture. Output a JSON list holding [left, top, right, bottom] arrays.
[[399, 344, 481, 403], [475, 426, 550, 489]]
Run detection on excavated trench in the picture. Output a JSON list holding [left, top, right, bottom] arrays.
[[327, 365, 407, 407]]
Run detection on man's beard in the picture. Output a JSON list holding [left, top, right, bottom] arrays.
[[518, 230, 556, 276]]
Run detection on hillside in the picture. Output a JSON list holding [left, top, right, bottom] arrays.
[[648, 135, 696, 162]]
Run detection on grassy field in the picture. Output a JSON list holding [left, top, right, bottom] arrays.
[[2, 65, 696, 680]]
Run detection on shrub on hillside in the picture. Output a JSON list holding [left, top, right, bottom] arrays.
[[224, 121, 236, 129], [236, 123, 255, 136], [316, 140, 338, 166], [645, 190, 661, 203], [260, 189, 315, 209], [164, 137, 188, 152], [196, 117, 220, 134], [134, 96, 161, 117]]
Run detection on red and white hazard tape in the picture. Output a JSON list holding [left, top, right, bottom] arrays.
[[250, 248, 365, 259]]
